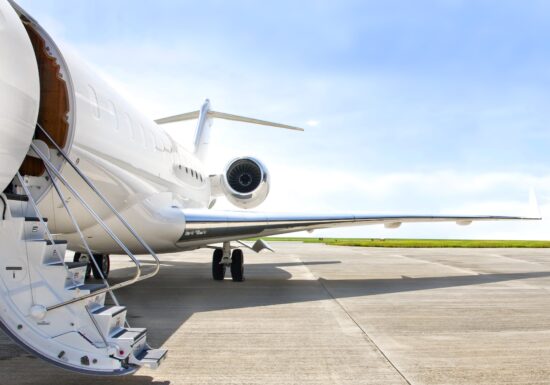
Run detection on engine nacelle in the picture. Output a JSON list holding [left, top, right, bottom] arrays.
[[220, 157, 270, 209]]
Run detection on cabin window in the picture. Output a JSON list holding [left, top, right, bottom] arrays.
[[146, 129, 155, 149], [128, 116, 136, 140], [154, 133, 163, 151], [136, 123, 145, 143], [107, 100, 118, 130], [160, 133, 172, 152], [139, 124, 147, 147], [121, 113, 132, 136], [89, 86, 100, 119]]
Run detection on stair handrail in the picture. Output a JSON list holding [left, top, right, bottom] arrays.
[[27, 135, 159, 311], [44, 167, 128, 324], [34, 123, 161, 273], [29, 144, 144, 310]]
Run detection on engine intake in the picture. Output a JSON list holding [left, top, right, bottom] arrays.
[[221, 157, 269, 209]]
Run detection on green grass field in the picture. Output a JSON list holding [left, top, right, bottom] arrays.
[[253, 237, 550, 248]]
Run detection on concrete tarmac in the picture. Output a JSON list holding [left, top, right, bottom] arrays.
[[2, 242, 550, 384]]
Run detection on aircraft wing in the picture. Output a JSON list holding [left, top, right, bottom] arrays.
[[176, 209, 540, 247]]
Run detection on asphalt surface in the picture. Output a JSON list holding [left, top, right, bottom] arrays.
[[2, 242, 550, 384]]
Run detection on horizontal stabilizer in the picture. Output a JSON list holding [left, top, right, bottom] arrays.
[[155, 110, 304, 131], [155, 111, 200, 124]]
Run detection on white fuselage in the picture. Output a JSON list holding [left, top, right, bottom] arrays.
[[1, 1, 273, 256], [37, 49, 213, 254]]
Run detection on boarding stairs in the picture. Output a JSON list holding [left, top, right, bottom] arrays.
[[0, 125, 166, 375]]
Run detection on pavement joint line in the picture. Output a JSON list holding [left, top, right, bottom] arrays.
[[486, 253, 547, 266], [399, 253, 550, 290], [395, 253, 482, 276], [302, 259, 413, 385]]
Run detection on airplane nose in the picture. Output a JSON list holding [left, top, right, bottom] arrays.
[[0, 1, 40, 192]]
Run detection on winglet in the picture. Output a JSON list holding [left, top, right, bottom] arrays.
[[529, 188, 542, 219]]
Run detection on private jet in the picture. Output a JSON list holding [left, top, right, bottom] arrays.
[[0, 0, 539, 376]]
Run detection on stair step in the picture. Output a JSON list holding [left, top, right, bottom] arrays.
[[42, 260, 88, 287], [28, 239, 68, 265], [93, 305, 126, 317], [23, 217, 47, 241], [92, 305, 127, 338], [47, 261, 88, 269], [68, 283, 107, 296], [45, 239, 68, 245], [5, 193, 33, 218], [111, 327, 146, 344], [4, 193, 28, 201], [111, 327, 148, 360], [24, 216, 47, 222], [133, 348, 168, 369]]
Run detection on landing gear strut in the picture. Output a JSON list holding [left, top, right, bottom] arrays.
[[73, 252, 110, 279], [211, 244, 245, 282]]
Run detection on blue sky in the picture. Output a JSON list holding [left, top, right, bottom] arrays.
[[17, 0, 550, 239]]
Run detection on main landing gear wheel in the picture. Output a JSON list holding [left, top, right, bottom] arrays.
[[73, 253, 110, 279], [231, 249, 244, 282], [212, 248, 225, 281], [91, 254, 110, 279]]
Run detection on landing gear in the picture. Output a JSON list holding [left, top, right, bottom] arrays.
[[230, 249, 244, 282], [73, 253, 110, 280], [212, 248, 225, 280], [73, 252, 91, 278], [92, 254, 110, 279], [211, 246, 245, 282]]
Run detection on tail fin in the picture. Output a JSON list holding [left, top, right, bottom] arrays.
[[155, 99, 303, 161]]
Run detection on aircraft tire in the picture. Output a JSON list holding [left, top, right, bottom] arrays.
[[231, 249, 244, 282], [212, 249, 225, 280], [91, 254, 110, 279]]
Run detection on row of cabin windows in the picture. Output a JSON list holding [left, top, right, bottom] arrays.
[[178, 165, 204, 182], [89, 85, 174, 153]]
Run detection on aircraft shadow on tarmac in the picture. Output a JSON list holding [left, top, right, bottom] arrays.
[[101, 258, 550, 346], [1, 257, 550, 384]]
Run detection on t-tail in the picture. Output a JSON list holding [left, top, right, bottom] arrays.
[[155, 99, 304, 161]]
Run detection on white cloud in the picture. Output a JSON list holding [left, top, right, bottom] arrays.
[[306, 120, 320, 127]]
